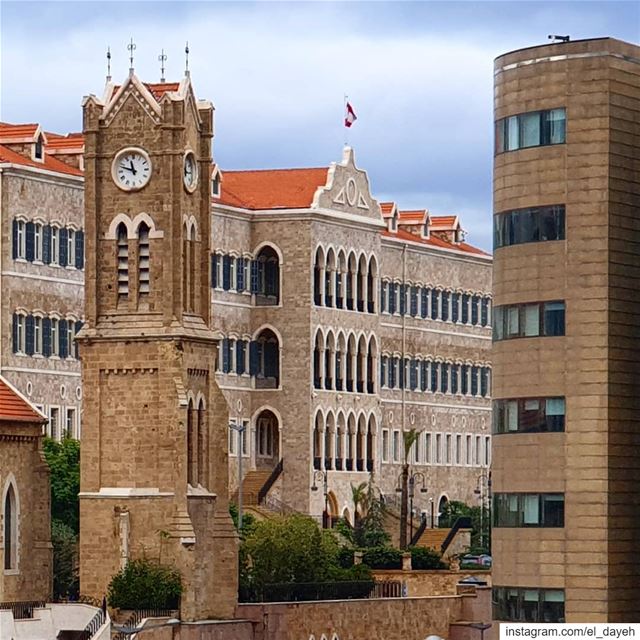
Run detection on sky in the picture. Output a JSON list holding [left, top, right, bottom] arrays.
[[1, 1, 639, 250]]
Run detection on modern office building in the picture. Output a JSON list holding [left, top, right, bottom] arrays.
[[492, 37, 640, 623]]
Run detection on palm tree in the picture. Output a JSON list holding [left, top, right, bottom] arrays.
[[351, 481, 368, 526], [399, 428, 421, 549]]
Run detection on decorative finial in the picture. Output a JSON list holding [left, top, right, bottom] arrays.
[[106, 46, 112, 82], [185, 41, 190, 76], [158, 49, 167, 83], [127, 37, 136, 73]]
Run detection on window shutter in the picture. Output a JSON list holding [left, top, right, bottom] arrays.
[[42, 317, 51, 357], [12, 314, 18, 353], [43, 225, 51, 264], [265, 341, 278, 378], [250, 260, 259, 294], [222, 338, 231, 373], [266, 262, 278, 296], [222, 255, 231, 291], [59, 319, 68, 358], [237, 258, 245, 292], [211, 253, 219, 288], [380, 357, 386, 386], [12, 220, 18, 260], [380, 282, 386, 312], [75, 321, 83, 359], [249, 341, 260, 375], [25, 315, 35, 356], [399, 285, 406, 316], [389, 284, 396, 315], [75, 230, 84, 269], [236, 340, 246, 374], [25, 222, 35, 262], [59, 228, 68, 267]]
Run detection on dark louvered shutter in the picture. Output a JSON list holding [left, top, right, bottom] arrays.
[[43, 225, 51, 264], [222, 255, 231, 291], [399, 285, 406, 316], [12, 220, 18, 259], [236, 340, 246, 374], [221, 339, 231, 373], [75, 230, 84, 269], [12, 314, 18, 353], [237, 258, 245, 292], [25, 315, 35, 355], [59, 319, 68, 358], [42, 317, 51, 357], [211, 253, 219, 288], [25, 222, 35, 262], [59, 228, 68, 267], [250, 260, 259, 294], [249, 341, 260, 375], [75, 321, 83, 359], [265, 341, 278, 379]]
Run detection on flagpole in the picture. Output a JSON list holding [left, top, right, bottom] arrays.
[[344, 93, 348, 147]]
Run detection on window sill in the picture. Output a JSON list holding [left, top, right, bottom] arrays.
[[3, 569, 20, 576], [14, 258, 27, 263]]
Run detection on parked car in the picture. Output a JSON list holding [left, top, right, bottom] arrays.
[[461, 554, 492, 567]]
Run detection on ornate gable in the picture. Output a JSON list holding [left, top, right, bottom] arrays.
[[311, 147, 383, 222], [102, 73, 162, 127]]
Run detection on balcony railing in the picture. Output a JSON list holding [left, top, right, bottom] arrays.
[[0, 601, 46, 620]]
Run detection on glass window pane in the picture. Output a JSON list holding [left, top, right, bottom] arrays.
[[521, 112, 541, 148], [523, 495, 540, 525], [548, 108, 566, 144], [507, 116, 520, 150], [495, 118, 506, 153], [507, 306, 520, 336], [524, 304, 540, 336], [507, 400, 518, 431], [544, 302, 565, 336], [542, 494, 564, 527]]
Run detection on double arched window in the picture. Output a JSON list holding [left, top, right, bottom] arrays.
[[187, 396, 208, 489], [3, 481, 18, 571]]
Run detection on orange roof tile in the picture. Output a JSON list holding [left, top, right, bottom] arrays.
[[0, 122, 39, 141], [46, 133, 84, 151], [113, 82, 181, 102], [430, 215, 458, 228], [0, 143, 83, 177], [217, 167, 329, 210], [398, 209, 427, 222], [382, 227, 489, 257], [380, 202, 396, 218], [0, 377, 45, 423]]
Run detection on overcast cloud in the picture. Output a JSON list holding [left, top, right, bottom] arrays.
[[1, 1, 638, 250]]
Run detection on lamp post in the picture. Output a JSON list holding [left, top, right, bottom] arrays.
[[396, 471, 427, 545], [311, 469, 329, 528], [229, 422, 246, 530]]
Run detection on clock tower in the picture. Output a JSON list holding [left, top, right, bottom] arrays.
[[78, 71, 237, 620]]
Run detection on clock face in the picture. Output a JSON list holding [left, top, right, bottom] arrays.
[[112, 148, 152, 191], [183, 152, 198, 192]]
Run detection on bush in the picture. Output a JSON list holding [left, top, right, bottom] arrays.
[[410, 546, 447, 570], [107, 558, 182, 609], [336, 546, 355, 569], [52, 520, 79, 600], [361, 546, 402, 570]]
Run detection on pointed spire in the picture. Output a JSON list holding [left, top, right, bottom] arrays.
[[158, 49, 167, 83], [106, 46, 112, 83], [184, 41, 190, 77], [127, 37, 136, 74]]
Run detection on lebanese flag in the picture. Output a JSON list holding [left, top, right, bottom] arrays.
[[345, 102, 357, 128]]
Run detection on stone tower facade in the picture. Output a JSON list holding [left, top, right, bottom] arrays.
[[78, 72, 237, 620]]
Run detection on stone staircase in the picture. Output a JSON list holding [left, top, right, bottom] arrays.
[[233, 469, 271, 506], [414, 527, 451, 550]]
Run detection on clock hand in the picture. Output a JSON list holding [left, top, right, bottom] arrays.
[[129, 160, 137, 176], [120, 163, 134, 173]]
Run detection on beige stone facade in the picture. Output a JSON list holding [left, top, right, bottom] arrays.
[[0, 375, 52, 601], [212, 147, 492, 525], [77, 75, 237, 620], [0, 126, 84, 442], [492, 37, 640, 622]]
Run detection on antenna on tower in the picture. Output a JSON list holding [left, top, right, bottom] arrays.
[[159, 49, 167, 83], [127, 37, 136, 74], [106, 46, 112, 82], [185, 41, 190, 77]]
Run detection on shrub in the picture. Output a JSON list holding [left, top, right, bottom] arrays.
[[107, 558, 182, 609], [52, 520, 79, 600], [336, 546, 355, 569], [361, 546, 402, 570], [410, 546, 447, 570]]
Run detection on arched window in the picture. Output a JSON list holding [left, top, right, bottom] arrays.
[[357, 255, 367, 312], [313, 331, 323, 389], [189, 225, 196, 312], [366, 415, 375, 472], [346, 414, 356, 471], [187, 399, 196, 486], [197, 399, 207, 488], [253, 246, 280, 305], [4, 483, 17, 571], [367, 257, 376, 313], [313, 412, 323, 470], [138, 223, 150, 298], [182, 223, 189, 309], [347, 253, 357, 311], [314, 248, 325, 306], [325, 332, 335, 390], [346, 334, 356, 392], [251, 329, 280, 388], [256, 409, 279, 460], [117, 223, 129, 300]]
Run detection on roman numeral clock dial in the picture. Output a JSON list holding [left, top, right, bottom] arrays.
[[111, 147, 152, 191]]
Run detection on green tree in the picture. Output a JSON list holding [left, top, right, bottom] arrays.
[[439, 500, 490, 553], [43, 436, 80, 534], [229, 502, 256, 538], [353, 479, 389, 548], [51, 520, 79, 600]]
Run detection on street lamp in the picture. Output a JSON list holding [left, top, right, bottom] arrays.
[[396, 471, 427, 545], [229, 422, 247, 530], [311, 469, 330, 528]]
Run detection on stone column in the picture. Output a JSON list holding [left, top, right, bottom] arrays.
[[320, 426, 326, 470]]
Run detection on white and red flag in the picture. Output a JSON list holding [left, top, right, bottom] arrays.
[[344, 102, 357, 128]]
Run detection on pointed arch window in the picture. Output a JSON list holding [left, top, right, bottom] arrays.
[[187, 399, 196, 486], [4, 483, 17, 571], [189, 226, 196, 312], [197, 399, 207, 488], [138, 223, 150, 297], [117, 223, 129, 299]]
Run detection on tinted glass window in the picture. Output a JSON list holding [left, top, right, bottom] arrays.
[[493, 301, 565, 341], [496, 108, 566, 153], [493, 397, 565, 434], [494, 205, 565, 249]]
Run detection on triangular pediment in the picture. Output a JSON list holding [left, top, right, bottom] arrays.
[[102, 73, 162, 127], [311, 147, 382, 222]]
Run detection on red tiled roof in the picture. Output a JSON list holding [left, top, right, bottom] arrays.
[[46, 133, 84, 151], [431, 215, 458, 228], [380, 202, 396, 217], [217, 167, 329, 210], [399, 209, 427, 222], [0, 122, 39, 141], [382, 227, 489, 256], [0, 143, 83, 177], [113, 82, 181, 102], [0, 377, 45, 423]]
